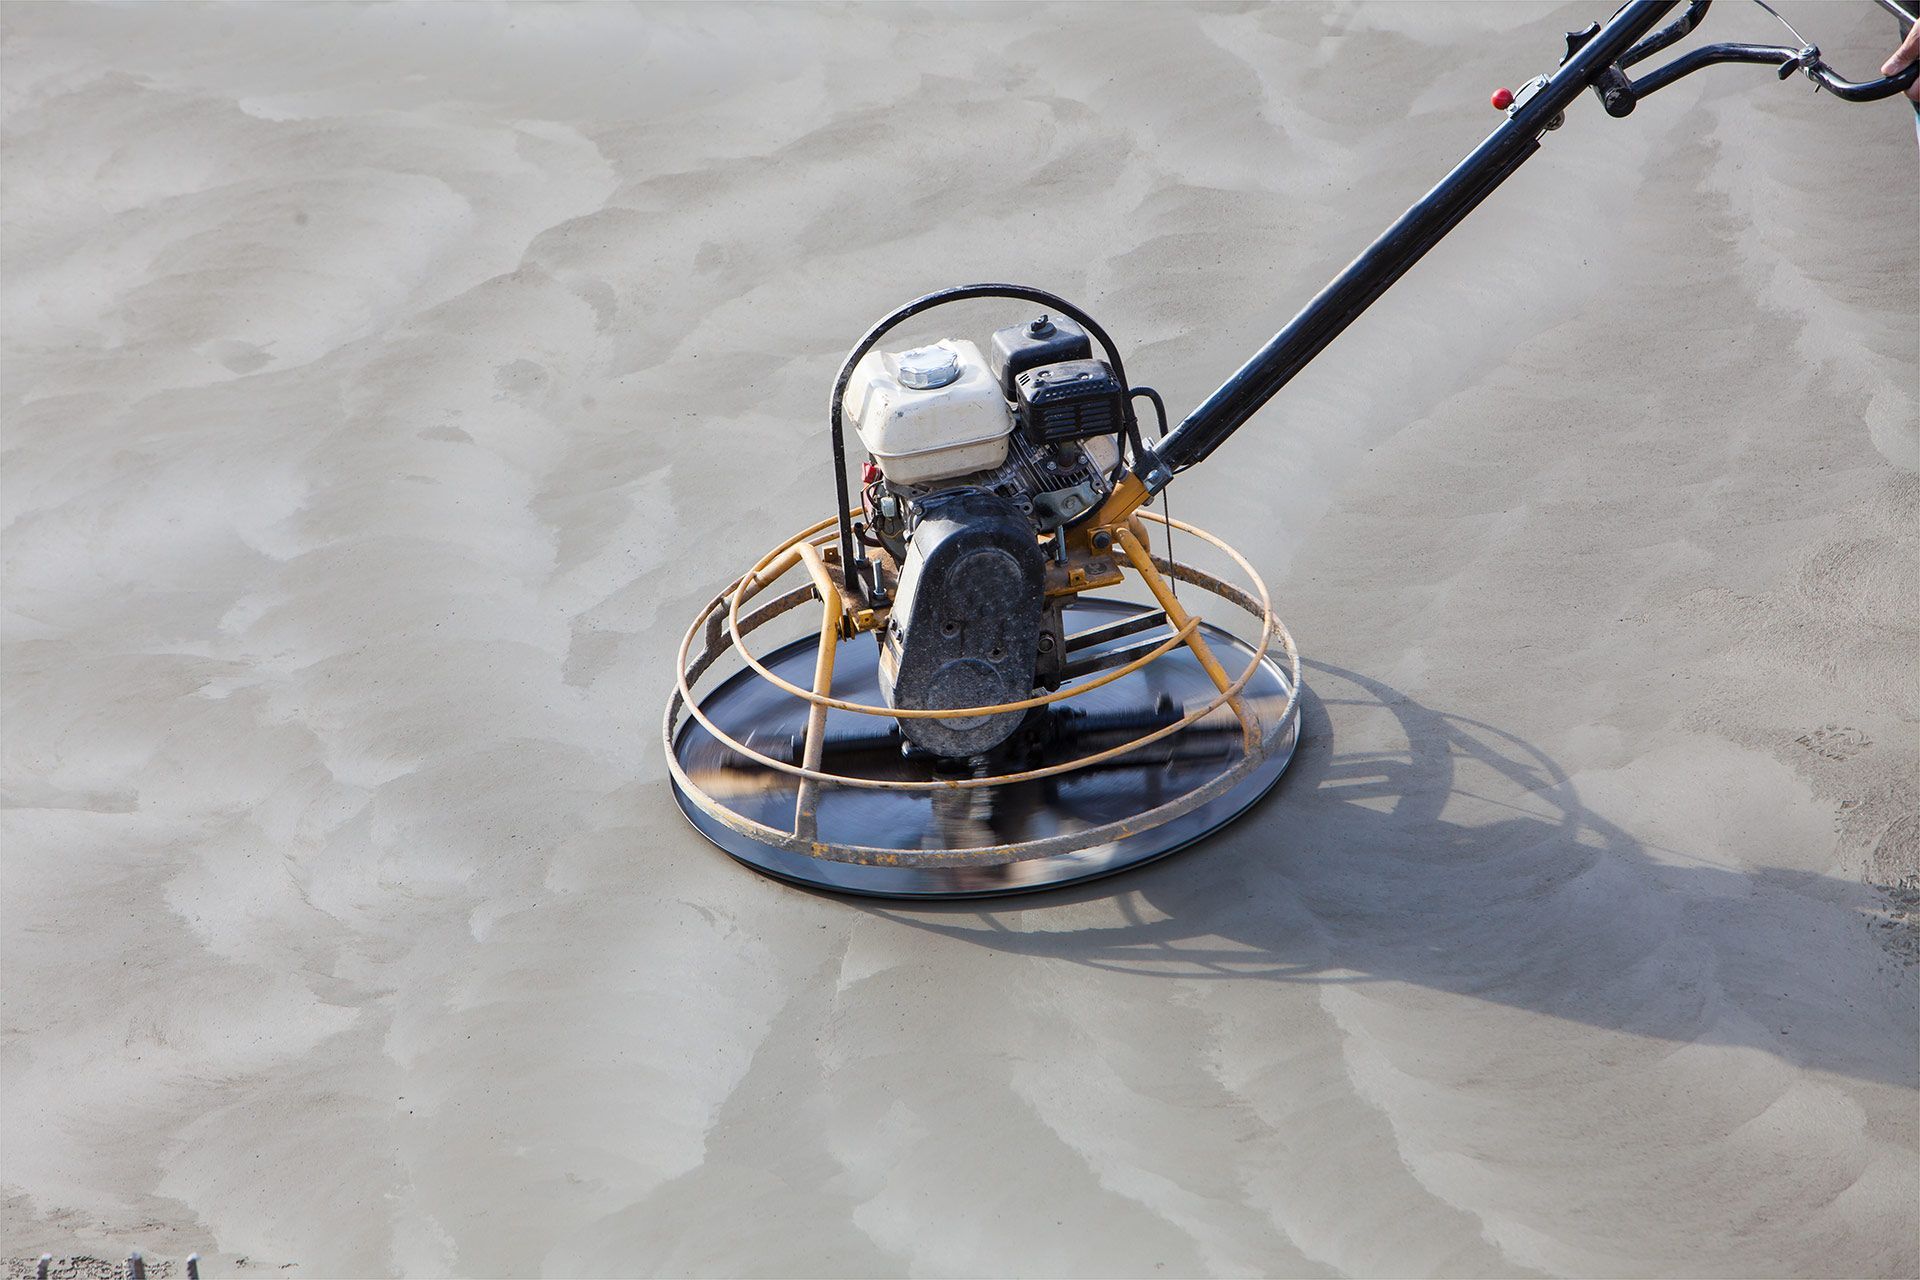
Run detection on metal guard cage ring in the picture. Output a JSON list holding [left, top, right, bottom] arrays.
[[664, 509, 1301, 869]]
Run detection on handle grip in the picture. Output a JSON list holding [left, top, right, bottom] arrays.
[[1800, 57, 1918, 101]]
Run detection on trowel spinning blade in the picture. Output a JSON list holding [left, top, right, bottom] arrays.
[[670, 596, 1299, 898]]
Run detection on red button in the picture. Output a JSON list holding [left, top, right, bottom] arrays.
[[861, 461, 881, 484], [1491, 87, 1515, 110]]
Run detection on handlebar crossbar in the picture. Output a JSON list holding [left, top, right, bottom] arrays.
[[1629, 39, 1918, 104]]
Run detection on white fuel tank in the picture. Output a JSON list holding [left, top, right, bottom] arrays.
[[842, 340, 1012, 486]]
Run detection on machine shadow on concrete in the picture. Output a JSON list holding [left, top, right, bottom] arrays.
[[871, 661, 1917, 1090]]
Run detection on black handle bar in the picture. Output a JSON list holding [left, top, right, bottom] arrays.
[[1631, 41, 1918, 103], [1795, 57, 1916, 103], [1145, 0, 1915, 490]]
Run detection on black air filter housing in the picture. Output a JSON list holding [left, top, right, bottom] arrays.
[[988, 314, 1093, 397], [1012, 359, 1125, 447]]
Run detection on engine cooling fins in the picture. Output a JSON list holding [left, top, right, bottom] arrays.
[[665, 511, 1301, 898]]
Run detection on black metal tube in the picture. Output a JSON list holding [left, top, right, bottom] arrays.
[[1625, 39, 1920, 103], [1629, 41, 1800, 96], [1620, 0, 1712, 69], [1148, 0, 1681, 486]]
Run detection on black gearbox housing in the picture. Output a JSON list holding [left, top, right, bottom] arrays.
[[880, 489, 1046, 758], [1012, 358, 1126, 447]]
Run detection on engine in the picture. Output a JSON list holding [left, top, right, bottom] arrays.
[[842, 314, 1128, 758]]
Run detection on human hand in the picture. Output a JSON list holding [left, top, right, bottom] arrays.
[[1883, 21, 1920, 101]]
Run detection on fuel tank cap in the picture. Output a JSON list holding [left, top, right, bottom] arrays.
[[894, 345, 961, 390]]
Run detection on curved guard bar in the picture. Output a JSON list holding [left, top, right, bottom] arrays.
[[826, 283, 1141, 599]]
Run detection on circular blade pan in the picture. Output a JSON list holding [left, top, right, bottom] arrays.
[[671, 597, 1300, 898]]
